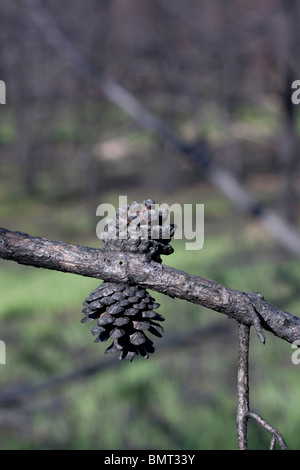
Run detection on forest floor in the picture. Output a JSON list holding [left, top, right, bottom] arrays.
[[0, 179, 299, 450]]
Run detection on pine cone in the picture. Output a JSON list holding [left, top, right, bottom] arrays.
[[81, 199, 175, 361], [100, 198, 175, 263], [81, 282, 164, 361]]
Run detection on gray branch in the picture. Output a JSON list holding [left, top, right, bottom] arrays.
[[1, 227, 300, 346], [237, 323, 288, 450]]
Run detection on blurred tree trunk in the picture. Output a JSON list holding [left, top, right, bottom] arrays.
[[277, 0, 299, 224], [280, 69, 298, 224], [15, 105, 39, 197], [219, 0, 243, 179], [218, 0, 245, 244]]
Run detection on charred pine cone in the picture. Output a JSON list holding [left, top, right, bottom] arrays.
[[81, 199, 175, 362]]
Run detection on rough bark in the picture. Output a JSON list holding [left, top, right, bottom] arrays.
[[1, 227, 300, 346]]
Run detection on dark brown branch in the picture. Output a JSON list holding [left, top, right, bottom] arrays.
[[1, 227, 300, 346]]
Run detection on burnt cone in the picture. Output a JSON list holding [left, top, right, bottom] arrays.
[[81, 199, 175, 361], [100, 199, 175, 263], [81, 282, 164, 361]]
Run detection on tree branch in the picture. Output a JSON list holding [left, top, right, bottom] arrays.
[[237, 323, 250, 450], [237, 323, 288, 450], [1, 227, 300, 346]]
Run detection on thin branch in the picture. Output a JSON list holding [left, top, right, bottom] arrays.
[[1, 227, 300, 346], [248, 411, 288, 450], [237, 323, 250, 450], [23, 0, 300, 258], [236, 323, 288, 450]]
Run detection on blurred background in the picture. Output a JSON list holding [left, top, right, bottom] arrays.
[[0, 0, 300, 450]]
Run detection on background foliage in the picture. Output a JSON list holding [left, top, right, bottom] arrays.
[[0, 0, 300, 450]]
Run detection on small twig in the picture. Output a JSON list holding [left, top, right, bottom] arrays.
[[248, 411, 288, 450], [270, 434, 276, 450], [246, 293, 266, 345], [236, 323, 288, 450]]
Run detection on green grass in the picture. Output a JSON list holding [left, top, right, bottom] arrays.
[[1, 222, 300, 450], [0, 265, 99, 319], [1, 79, 300, 449]]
